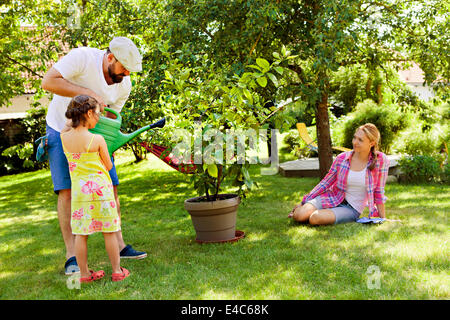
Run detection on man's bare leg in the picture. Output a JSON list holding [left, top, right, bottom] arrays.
[[57, 189, 76, 259], [113, 185, 126, 251]]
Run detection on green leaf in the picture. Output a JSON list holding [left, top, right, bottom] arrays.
[[266, 72, 278, 87], [274, 67, 284, 76], [180, 70, 190, 81], [164, 70, 173, 80], [248, 64, 262, 71], [242, 88, 253, 104], [256, 58, 270, 72], [256, 76, 267, 87], [241, 167, 251, 181], [272, 52, 281, 60], [207, 164, 218, 178]]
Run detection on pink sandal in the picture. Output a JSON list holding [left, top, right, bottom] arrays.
[[111, 267, 130, 282], [79, 270, 105, 283]]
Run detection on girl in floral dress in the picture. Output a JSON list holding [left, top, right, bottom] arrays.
[[61, 95, 130, 283]]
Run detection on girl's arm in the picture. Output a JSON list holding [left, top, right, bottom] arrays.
[[97, 135, 113, 171], [301, 156, 339, 204], [374, 153, 389, 205]]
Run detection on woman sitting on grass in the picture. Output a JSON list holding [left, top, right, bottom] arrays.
[[288, 123, 389, 226]]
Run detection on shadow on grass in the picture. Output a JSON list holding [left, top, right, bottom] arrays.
[[0, 172, 55, 217], [0, 162, 448, 299]]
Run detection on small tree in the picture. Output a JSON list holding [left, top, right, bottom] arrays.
[[159, 44, 289, 200]]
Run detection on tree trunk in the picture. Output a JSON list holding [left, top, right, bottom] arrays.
[[316, 91, 333, 180], [365, 77, 372, 98], [376, 83, 383, 104], [131, 143, 146, 163]]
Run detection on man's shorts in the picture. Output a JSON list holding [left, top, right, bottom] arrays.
[[46, 124, 119, 194], [306, 196, 360, 224]]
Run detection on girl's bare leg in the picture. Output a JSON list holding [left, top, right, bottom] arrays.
[[103, 232, 121, 274], [75, 235, 90, 278]]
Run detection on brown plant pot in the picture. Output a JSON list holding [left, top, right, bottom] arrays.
[[184, 193, 240, 242]]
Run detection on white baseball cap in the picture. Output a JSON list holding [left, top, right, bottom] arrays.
[[109, 37, 142, 72]]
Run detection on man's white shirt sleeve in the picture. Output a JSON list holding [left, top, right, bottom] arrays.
[[53, 48, 87, 79]]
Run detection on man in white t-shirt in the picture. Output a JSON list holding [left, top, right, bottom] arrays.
[[42, 37, 147, 275]]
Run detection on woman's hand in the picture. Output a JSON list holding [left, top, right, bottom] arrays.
[[376, 203, 386, 219], [288, 204, 302, 218]]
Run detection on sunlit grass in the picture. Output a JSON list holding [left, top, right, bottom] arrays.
[[0, 150, 448, 299]]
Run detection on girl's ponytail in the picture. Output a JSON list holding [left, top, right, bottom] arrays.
[[368, 145, 377, 170]]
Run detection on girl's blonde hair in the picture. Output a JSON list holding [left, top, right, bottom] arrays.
[[357, 123, 380, 170]]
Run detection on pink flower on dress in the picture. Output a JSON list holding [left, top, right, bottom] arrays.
[[98, 171, 103, 175], [104, 222, 111, 228], [110, 201, 116, 208], [88, 219, 103, 232], [81, 181, 104, 197], [68, 162, 77, 172], [89, 205, 94, 210], [72, 208, 84, 220], [72, 153, 81, 160]]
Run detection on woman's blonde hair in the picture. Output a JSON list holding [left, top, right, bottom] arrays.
[[356, 123, 380, 170]]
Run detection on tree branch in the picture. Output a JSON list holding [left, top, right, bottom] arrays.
[[199, 25, 214, 40], [1, 52, 43, 79], [248, 31, 262, 57], [287, 64, 307, 84]]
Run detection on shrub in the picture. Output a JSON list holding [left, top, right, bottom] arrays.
[[281, 129, 317, 159], [442, 163, 450, 184], [398, 155, 442, 183], [336, 99, 410, 153], [393, 127, 441, 156], [0, 105, 47, 175], [392, 102, 448, 157]]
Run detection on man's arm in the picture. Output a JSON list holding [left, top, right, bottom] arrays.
[[41, 67, 106, 109]]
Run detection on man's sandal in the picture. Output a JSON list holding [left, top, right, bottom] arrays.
[[111, 267, 130, 282], [79, 270, 105, 283]]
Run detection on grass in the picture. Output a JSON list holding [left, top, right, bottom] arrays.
[[0, 150, 449, 299]]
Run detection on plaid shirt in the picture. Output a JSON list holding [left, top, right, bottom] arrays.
[[301, 151, 389, 217]]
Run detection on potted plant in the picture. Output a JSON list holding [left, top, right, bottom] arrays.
[[158, 43, 290, 242]]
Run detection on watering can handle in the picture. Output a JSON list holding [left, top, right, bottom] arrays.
[[103, 107, 122, 122]]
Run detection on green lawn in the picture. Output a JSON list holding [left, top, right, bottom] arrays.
[[0, 151, 449, 299]]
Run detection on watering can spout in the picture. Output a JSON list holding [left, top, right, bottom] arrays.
[[89, 107, 166, 156], [123, 117, 166, 143]]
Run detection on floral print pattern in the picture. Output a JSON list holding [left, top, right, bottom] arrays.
[[63, 149, 120, 235]]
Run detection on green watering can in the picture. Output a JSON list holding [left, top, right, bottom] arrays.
[[89, 107, 166, 156]]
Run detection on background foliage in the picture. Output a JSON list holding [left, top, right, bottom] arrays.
[[0, 0, 448, 179]]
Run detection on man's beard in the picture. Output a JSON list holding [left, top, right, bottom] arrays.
[[108, 65, 125, 84]]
